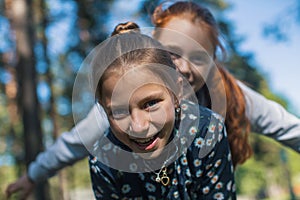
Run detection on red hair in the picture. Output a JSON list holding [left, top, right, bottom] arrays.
[[152, 1, 252, 167]]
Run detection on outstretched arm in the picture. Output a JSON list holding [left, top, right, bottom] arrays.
[[238, 81, 300, 153], [6, 104, 109, 199]]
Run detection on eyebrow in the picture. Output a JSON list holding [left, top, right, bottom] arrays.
[[165, 45, 183, 54], [106, 90, 167, 110], [138, 90, 165, 104], [166, 45, 208, 57]]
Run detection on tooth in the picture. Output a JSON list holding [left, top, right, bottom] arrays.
[[135, 136, 153, 143]]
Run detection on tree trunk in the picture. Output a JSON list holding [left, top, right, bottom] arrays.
[[9, 0, 50, 199]]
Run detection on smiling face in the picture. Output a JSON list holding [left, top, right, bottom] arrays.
[[99, 67, 176, 159], [155, 18, 214, 92]]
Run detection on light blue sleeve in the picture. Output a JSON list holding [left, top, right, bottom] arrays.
[[28, 104, 109, 183], [238, 81, 300, 153]]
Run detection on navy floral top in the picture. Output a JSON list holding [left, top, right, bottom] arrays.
[[89, 100, 236, 199]]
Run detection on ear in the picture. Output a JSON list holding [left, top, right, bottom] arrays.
[[176, 76, 184, 103]]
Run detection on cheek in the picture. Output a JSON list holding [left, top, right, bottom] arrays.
[[192, 62, 211, 77], [150, 104, 175, 128], [109, 117, 131, 134], [172, 59, 182, 72]]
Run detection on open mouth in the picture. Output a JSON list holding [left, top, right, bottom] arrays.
[[130, 133, 160, 151]]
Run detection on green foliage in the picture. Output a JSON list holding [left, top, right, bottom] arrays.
[[0, 166, 16, 200], [48, 158, 92, 199], [235, 133, 300, 199], [235, 159, 267, 195]]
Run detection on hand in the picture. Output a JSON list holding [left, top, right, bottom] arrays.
[[5, 174, 34, 200]]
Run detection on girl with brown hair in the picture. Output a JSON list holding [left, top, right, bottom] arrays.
[[88, 22, 235, 199]]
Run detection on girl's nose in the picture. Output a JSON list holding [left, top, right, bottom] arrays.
[[176, 58, 191, 77], [129, 109, 150, 135]]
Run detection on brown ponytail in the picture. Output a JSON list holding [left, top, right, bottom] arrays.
[[111, 21, 140, 36]]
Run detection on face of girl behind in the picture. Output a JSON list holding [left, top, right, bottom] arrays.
[[99, 67, 176, 159], [156, 18, 215, 92]]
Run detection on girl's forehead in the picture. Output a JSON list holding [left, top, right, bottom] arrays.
[[103, 77, 171, 108], [114, 68, 166, 91], [155, 18, 214, 57]]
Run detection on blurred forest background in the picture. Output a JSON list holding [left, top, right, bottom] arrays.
[[0, 0, 299, 199]]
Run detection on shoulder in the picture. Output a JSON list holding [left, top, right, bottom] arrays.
[[180, 100, 224, 132], [180, 100, 226, 158]]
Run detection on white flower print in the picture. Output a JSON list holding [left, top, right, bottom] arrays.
[[215, 182, 223, 189], [227, 180, 232, 191], [181, 156, 188, 165], [177, 165, 181, 174], [186, 168, 191, 177], [205, 163, 213, 170], [194, 137, 204, 148], [112, 146, 120, 154], [193, 159, 202, 167], [208, 124, 216, 132], [196, 169, 203, 177], [145, 183, 156, 192], [189, 126, 197, 135], [185, 180, 192, 186], [213, 192, 224, 200], [202, 186, 210, 194], [172, 178, 178, 185], [181, 103, 188, 110], [90, 156, 97, 164], [209, 151, 215, 158], [132, 152, 139, 159], [181, 113, 186, 120], [173, 191, 179, 198], [218, 122, 223, 132], [232, 183, 236, 192], [207, 170, 215, 178], [91, 166, 97, 174], [211, 175, 219, 184], [121, 184, 131, 194], [129, 163, 137, 172], [214, 159, 222, 168], [228, 153, 231, 161], [206, 138, 213, 146], [91, 165, 101, 174], [189, 114, 197, 120], [139, 173, 145, 181], [181, 137, 187, 145], [102, 143, 112, 151], [212, 112, 223, 122], [218, 133, 223, 142], [185, 168, 192, 177]]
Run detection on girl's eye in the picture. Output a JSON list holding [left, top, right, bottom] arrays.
[[189, 54, 210, 66], [112, 108, 129, 119], [169, 52, 181, 60], [144, 100, 159, 110]]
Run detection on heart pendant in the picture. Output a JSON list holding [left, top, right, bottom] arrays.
[[161, 176, 170, 186]]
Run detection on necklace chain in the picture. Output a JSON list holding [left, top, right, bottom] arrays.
[[143, 145, 178, 186]]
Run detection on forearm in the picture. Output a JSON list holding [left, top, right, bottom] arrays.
[[239, 81, 300, 152], [28, 104, 110, 182], [28, 131, 88, 183]]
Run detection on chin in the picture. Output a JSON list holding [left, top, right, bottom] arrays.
[[137, 147, 164, 160]]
